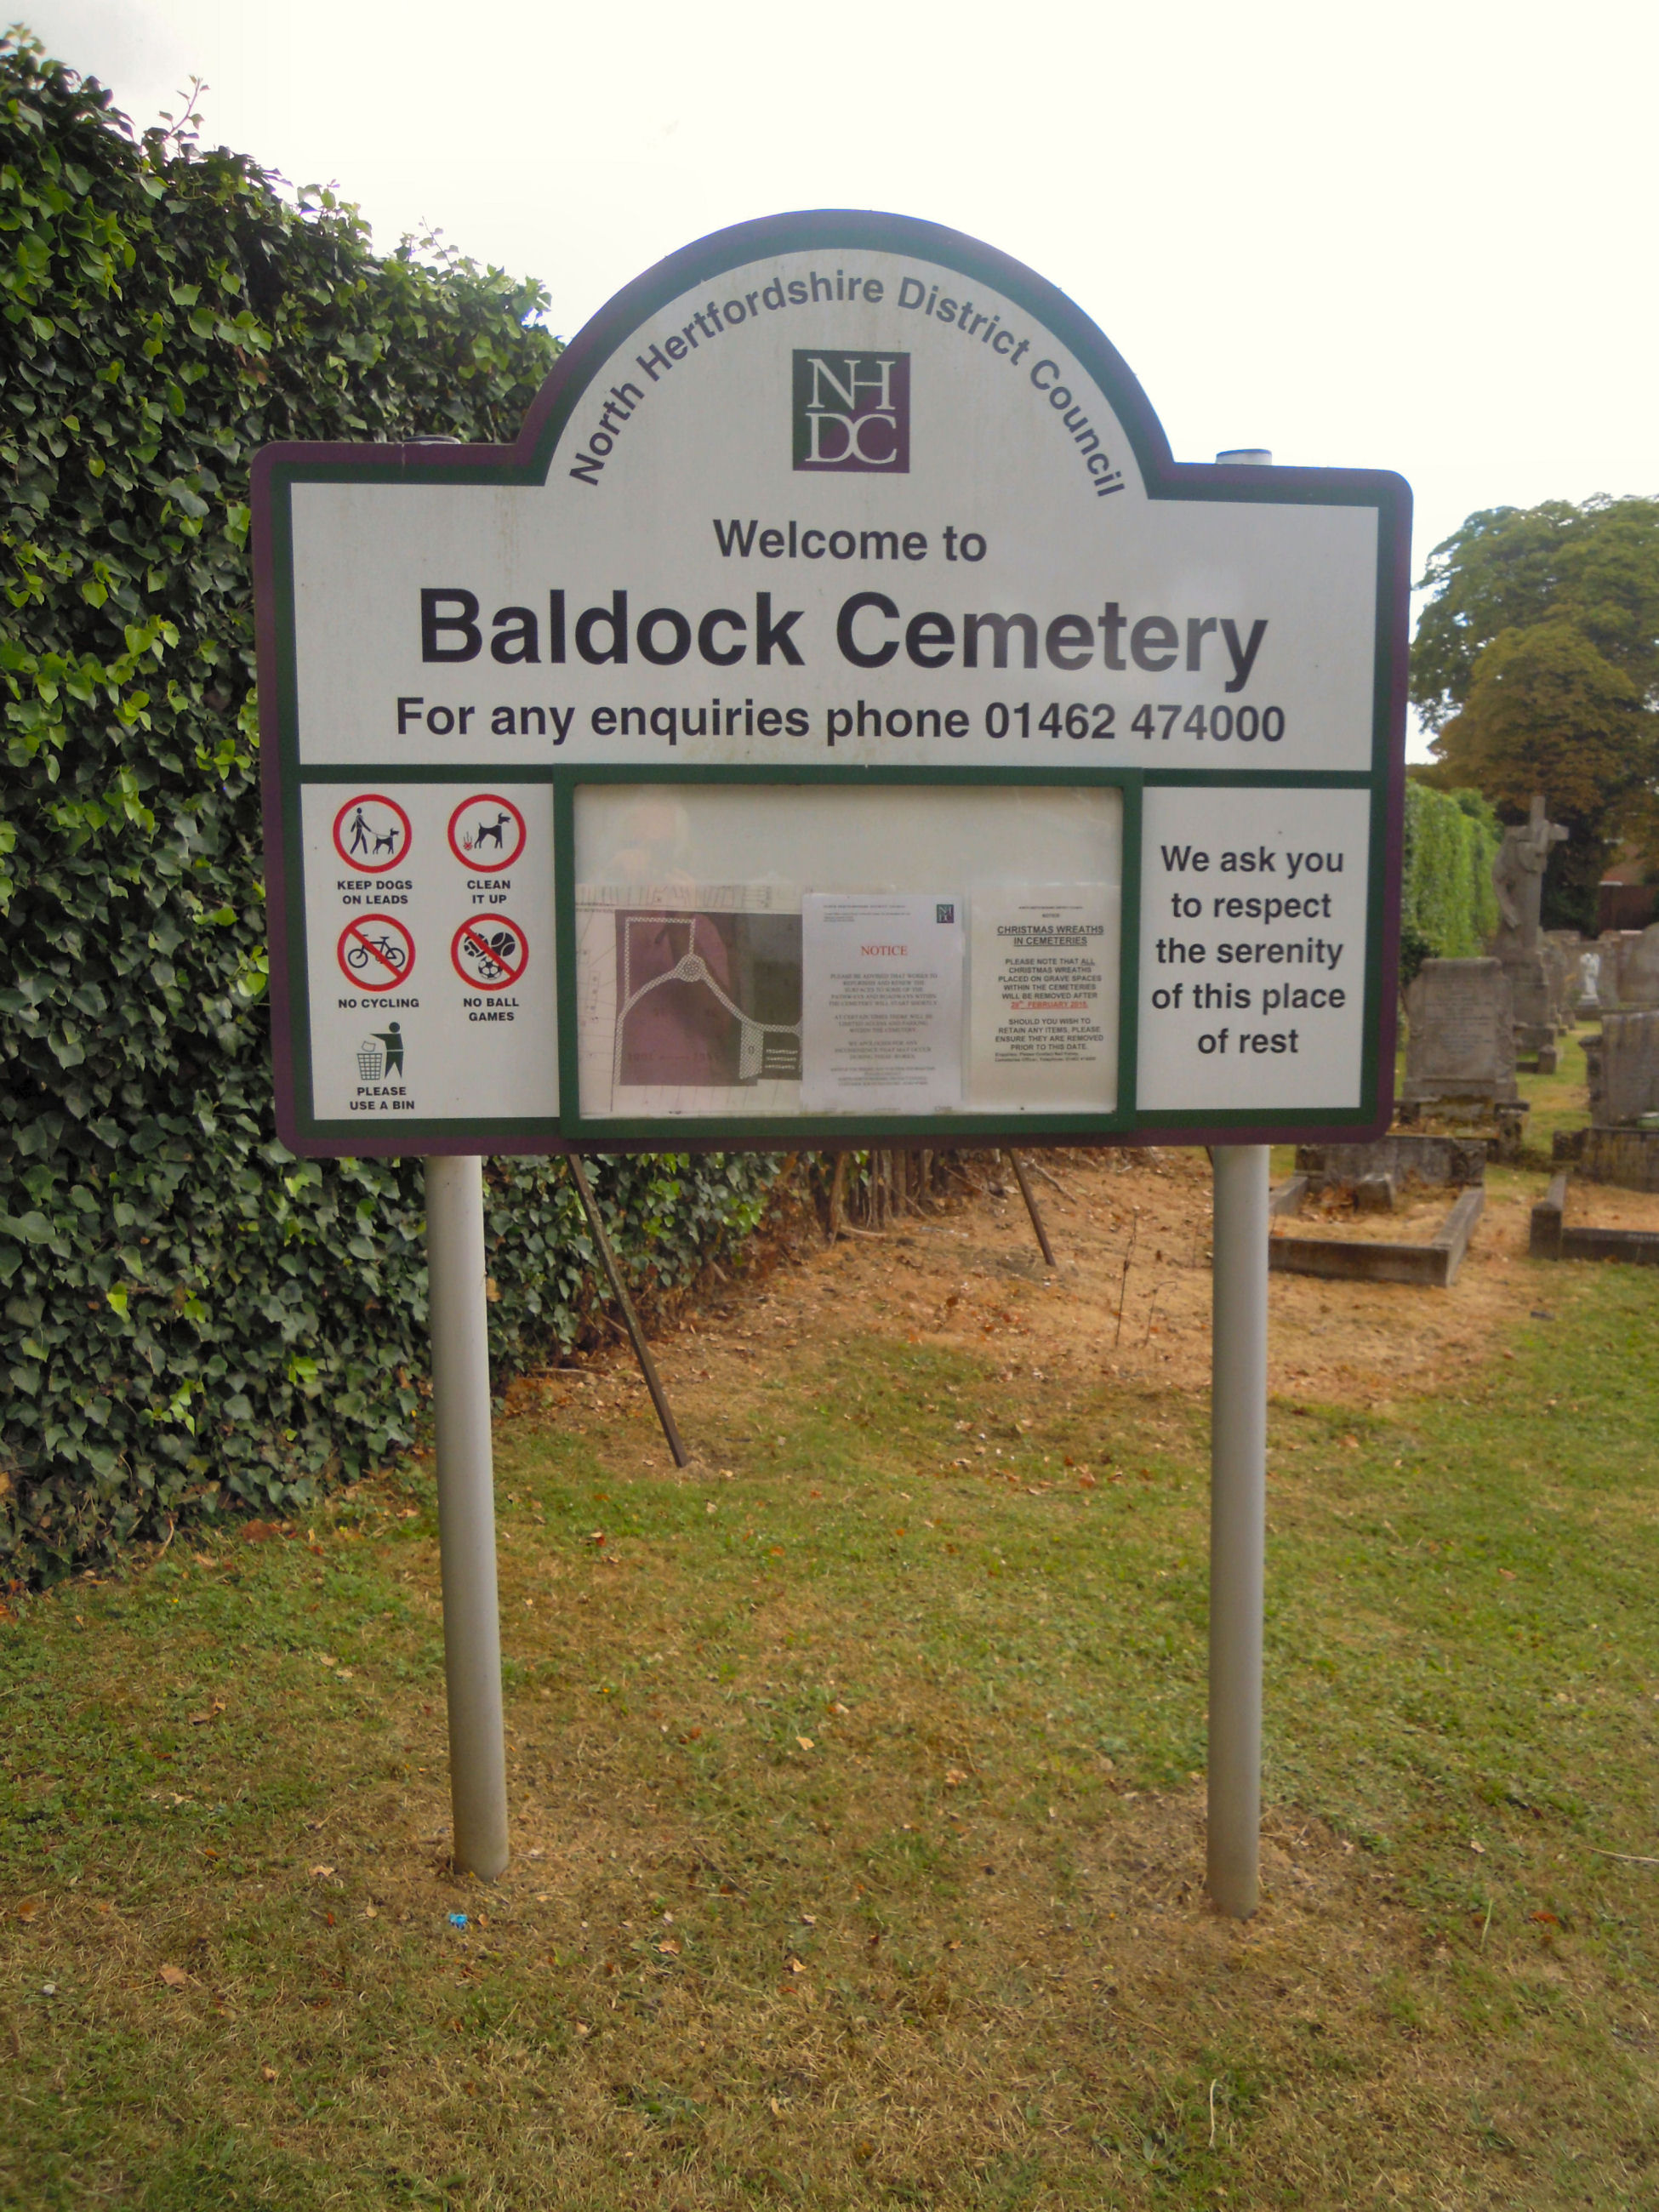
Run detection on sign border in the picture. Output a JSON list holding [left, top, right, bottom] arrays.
[[254, 208, 1411, 1159]]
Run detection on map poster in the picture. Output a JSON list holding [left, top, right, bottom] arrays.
[[801, 894, 964, 1114], [574, 882, 802, 1119], [969, 887, 1117, 1113]]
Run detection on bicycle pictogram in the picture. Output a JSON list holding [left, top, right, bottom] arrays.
[[450, 914, 529, 992], [334, 794, 412, 873], [448, 794, 526, 873], [337, 914, 417, 991]]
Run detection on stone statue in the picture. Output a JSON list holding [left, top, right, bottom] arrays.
[[1491, 795, 1569, 955]]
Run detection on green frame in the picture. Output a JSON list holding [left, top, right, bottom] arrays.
[[254, 208, 1409, 1157], [554, 763, 1141, 1148], [1134, 767, 1385, 1136]]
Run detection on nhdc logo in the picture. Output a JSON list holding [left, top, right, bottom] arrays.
[[792, 351, 909, 472]]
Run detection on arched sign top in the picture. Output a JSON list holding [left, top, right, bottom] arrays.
[[255, 210, 1409, 1156]]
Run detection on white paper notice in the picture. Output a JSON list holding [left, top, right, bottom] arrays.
[[801, 894, 964, 1112], [969, 887, 1117, 1112]]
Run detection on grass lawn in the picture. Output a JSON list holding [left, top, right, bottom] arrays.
[[3, 1146, 1656, 2209]]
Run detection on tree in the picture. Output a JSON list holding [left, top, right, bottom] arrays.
[[1412, 497, 1659, 730], [1427, 621, 1655, 926], [1399, 778, 1501, 983], [1411, 497, 1659, 930]]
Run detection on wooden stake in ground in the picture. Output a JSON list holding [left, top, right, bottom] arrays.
[[563, 1154, 689, 1468], [1006, 1150, 1058, 1269], [828, 1151, 849, 1242]]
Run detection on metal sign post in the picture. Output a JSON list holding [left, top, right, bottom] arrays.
[[1207, 1140, 1268, 1916], [425, 1155, 509, 1880], [1206, 448, 1273, 1919], [253, 210, 1410, 1900]]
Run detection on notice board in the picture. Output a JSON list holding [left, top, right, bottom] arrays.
[[254, 209, 1410, 1155]]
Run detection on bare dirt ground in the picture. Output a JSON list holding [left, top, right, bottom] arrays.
[[573, 1146, 1564, 1438]]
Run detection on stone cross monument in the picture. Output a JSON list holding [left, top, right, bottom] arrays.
[[1490, 795, 1569, 1051], [1491, 795, 1569, 957]]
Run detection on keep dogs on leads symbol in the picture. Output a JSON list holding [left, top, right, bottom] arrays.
[[449, 795, 526, 872], [334, 795, 412, 872], [451, 915, 528, 990], [338, 913, 416, 989]]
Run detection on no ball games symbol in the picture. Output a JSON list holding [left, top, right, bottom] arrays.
[[337, 913, 416, 991], [448, 794, 526, 873], [334, 794, 412, 873], [451, 914, 528, 992]]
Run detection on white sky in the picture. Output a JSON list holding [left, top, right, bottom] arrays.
[[23, 0, 1659, 761]]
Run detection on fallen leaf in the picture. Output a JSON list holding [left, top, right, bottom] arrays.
[[16, 1900, 40, 1922], [656, 1937, 681, 1955], [260, 2065, 278, 2082], [316, 1653, 337, 1668], [158, 1963, 188, 1989], [786, 1955, 807, 1974], [1469, 1839, 1486, 1855], [310, 1865, 336, 1879], [1529, 1909, 1561, 1927], [796, 1736, 815, 1751], [944, 1768, 967, 1787], [363, 1904, 378, 1918]]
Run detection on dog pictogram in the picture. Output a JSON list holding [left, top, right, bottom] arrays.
[[448, 794, 526, 872], [333, 794, 412, 873]]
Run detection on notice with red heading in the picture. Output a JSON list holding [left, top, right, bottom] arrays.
[[801, 894, 964, 1113]]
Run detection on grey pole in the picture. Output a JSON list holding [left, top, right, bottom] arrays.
[[1206, 444, 1272, 1919], [1207, 1143, 1268, 1917], [425, 1154, 510, 1881]]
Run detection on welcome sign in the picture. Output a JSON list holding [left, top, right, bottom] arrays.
[[254, 209, 1409, 1155]]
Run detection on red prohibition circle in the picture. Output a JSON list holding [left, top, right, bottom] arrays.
[[450, 913, 529, 993], [337, 913, 416, 992], [448, 793, 526, 872], [333, 794, 413, 873]]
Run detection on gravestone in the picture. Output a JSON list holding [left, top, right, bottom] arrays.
[[1597, 1012, 1659, 1125], [1616, 922, 1659, 1009], [1540, 938, 1574, 1027], [1402, 958, 1519, 1106], [1490, 796, 1569, 1048], [1296, 1133, 1486, 1190]]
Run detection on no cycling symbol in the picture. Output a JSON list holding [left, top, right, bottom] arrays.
[[338, 913, 416, 991], [448, 794, 526, 872], [451, 915, 528, 992], [334, 794, 412, 872]]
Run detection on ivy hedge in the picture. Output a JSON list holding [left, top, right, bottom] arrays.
[[0, 36, 778, 1583], [1399, 778, 1502, 986]]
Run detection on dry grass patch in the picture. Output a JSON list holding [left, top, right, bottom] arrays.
[[4, 1140, 1657, 2207]]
